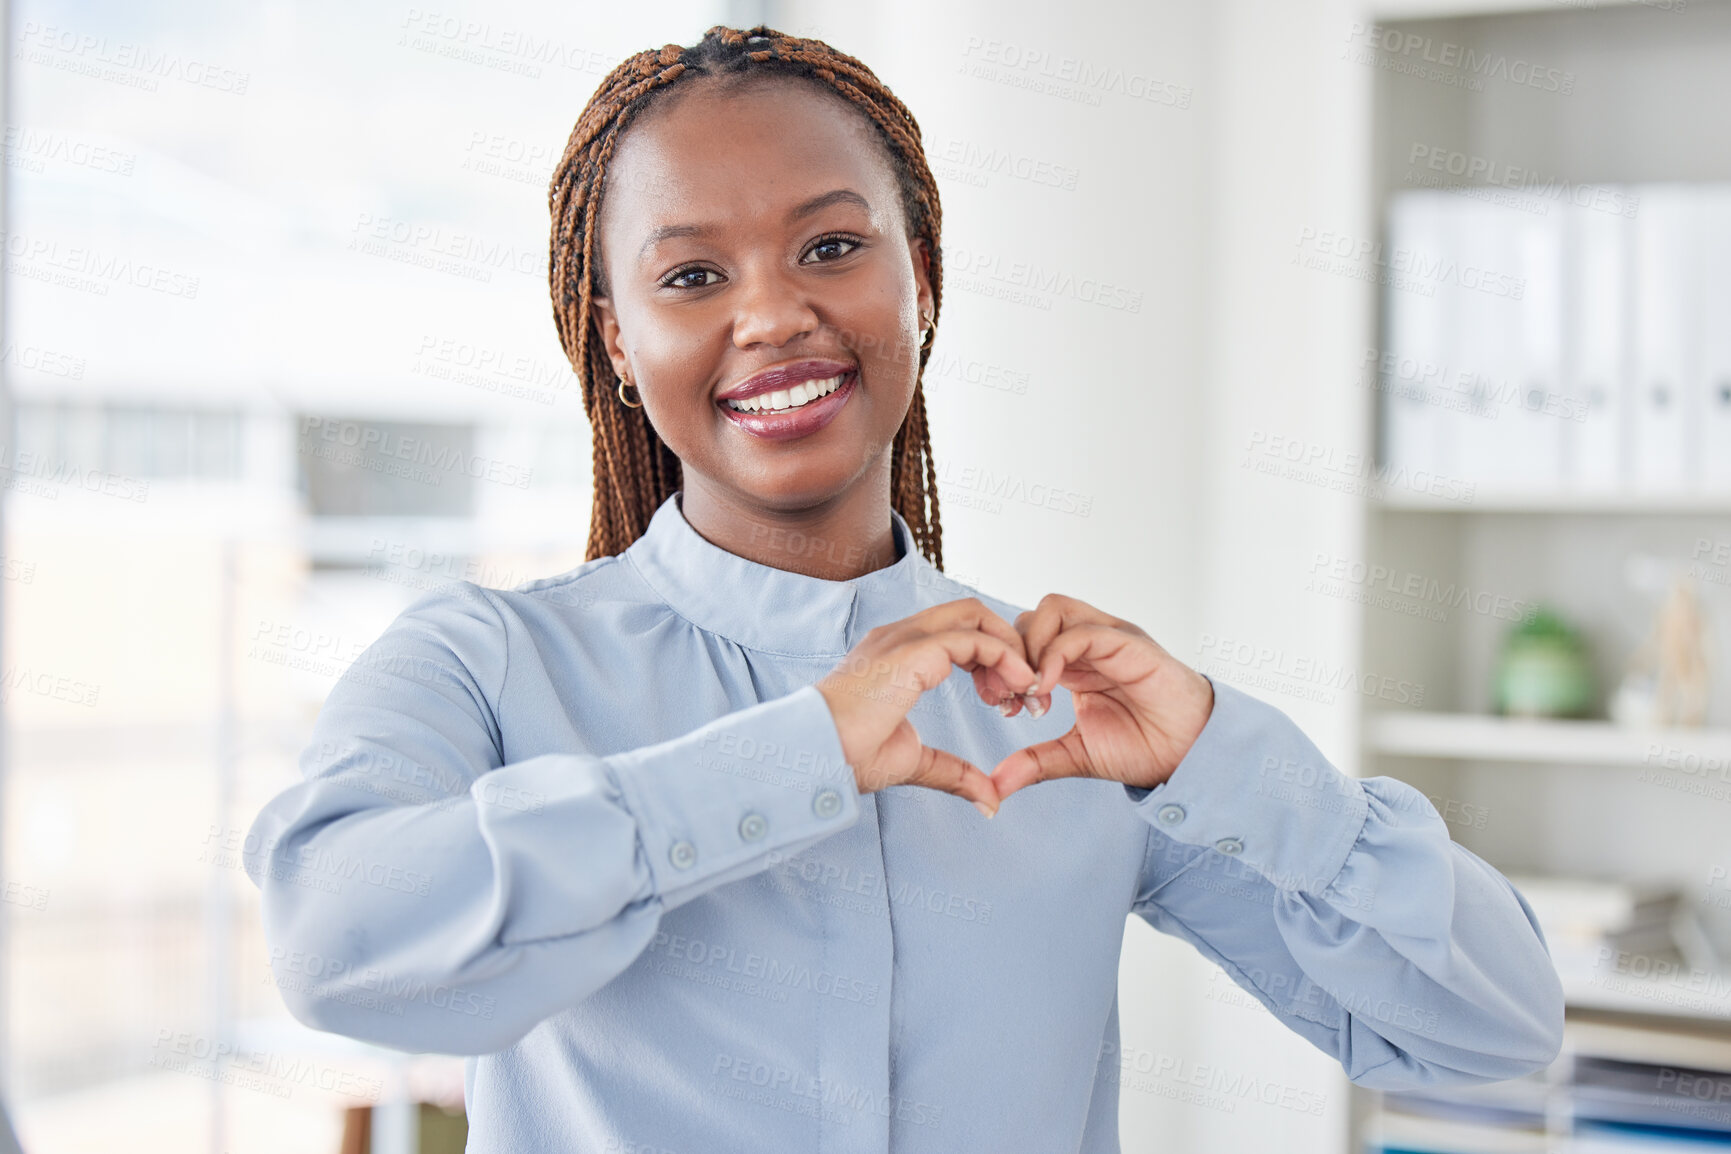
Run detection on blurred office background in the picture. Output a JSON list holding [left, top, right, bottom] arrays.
[[3, 0, 1730, 1150]]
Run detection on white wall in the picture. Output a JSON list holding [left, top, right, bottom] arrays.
[[775, 1, 1378, 1150]]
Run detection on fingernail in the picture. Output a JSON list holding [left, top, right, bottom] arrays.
[[973, 800, 996, 820], [997, 698, 1017, 717], [1024, 694, 1047, 719], [1025, 679, 1040, 695]]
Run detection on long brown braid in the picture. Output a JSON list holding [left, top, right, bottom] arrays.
[[547, 24, 946, 568]]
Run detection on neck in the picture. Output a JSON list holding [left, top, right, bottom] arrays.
[[676, 476, 904, 581]]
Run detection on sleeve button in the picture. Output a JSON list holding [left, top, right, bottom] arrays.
[[1214, 837, 1244, 856], [739, 812, 768, 842], [1156, 803, 1186, 826], [669, 840, 697, 870], [813, 789, 843, 819]]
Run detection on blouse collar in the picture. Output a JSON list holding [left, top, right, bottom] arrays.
[[624, 490, 930, 658]]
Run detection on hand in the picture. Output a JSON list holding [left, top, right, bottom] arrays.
[[990, 593, 1214, 805], [817, 598, 1040, 818]]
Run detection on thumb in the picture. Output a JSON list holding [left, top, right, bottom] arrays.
[[990, 727, 1094, 804], [906, 741, 1004, 819]]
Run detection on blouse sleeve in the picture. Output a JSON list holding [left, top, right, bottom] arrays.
[[1121, 678, 1565, 1089], [243, 585, 861, 1056]]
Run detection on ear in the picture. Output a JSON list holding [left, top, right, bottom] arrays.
[[909, 236, 935, 325], [589, 294, 631, 382]]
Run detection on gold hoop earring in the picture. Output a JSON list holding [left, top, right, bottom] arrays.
[[919, 317, 937, 352], [617, 376, 642, 408]]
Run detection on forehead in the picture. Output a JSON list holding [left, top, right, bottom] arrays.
[[599, 75, 905, 245]]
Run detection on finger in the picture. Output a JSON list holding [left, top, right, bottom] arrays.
[[1017, 595, 1137, 695], [922, 599, 1038, 692], [990, 727, 1094, 803], [927, 628, 1040, 700], [908, 741, 1003, 818], [971, 666, 1023, 714], [1033, 623, 1162, 698]]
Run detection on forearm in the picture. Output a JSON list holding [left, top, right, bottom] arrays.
[[248, 623, 861, 1055], [1125, 678, 1565, 1087]]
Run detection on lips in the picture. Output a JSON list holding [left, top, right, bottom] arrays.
[[716, 359, 856, 404], [717, 367, 857, 441]]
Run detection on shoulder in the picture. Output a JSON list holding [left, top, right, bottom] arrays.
[[366, 552, 645, 656], [913, 560, 1032, 627]]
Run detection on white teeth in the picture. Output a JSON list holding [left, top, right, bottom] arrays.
[[725, 373, 847, 413]]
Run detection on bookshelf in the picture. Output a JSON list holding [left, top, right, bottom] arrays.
[[1366, 712, 1731, 766], [1355, 2, 1731, 1151]]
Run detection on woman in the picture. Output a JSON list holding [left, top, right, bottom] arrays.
[[245, 25, 1565, 1153]]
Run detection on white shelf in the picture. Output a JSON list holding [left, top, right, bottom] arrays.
[[1373, 490, 1731, 515], [1560, 967, 1731, 1024], [1369, 0, 1679, 19], [1365, 712, 1731, 766]]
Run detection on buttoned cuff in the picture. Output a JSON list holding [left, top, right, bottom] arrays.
[[609, 684, 861, 909], [1123, 677, 1369, 896]]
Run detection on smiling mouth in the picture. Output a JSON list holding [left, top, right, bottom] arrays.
[[721, 372, 850, 414]]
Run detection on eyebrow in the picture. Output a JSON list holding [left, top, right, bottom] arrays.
[[636, 188, 873, 261]]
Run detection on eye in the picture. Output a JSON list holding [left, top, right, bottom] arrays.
[[661, 266, 723, 290], [803, 234, 863, 264]]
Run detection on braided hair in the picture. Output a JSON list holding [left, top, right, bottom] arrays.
[[547, 24, 946, 568]]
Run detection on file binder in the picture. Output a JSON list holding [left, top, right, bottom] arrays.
[[1628, 186, 1701, 494], [1700, 187, 1731, 491], [1561, 202, 1633, 492], [1381, 191, 1458, 483]]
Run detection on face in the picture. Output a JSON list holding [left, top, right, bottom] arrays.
[[590, 75, 935, 514]]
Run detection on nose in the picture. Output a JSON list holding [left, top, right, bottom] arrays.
[[729, 263, 820, 350]]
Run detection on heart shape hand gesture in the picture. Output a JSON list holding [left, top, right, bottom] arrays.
[[987, 593, 1214, 806], [815, 595, 1214, 817]]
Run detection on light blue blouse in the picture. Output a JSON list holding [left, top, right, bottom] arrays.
[[244, 490, 1564, 1153]]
